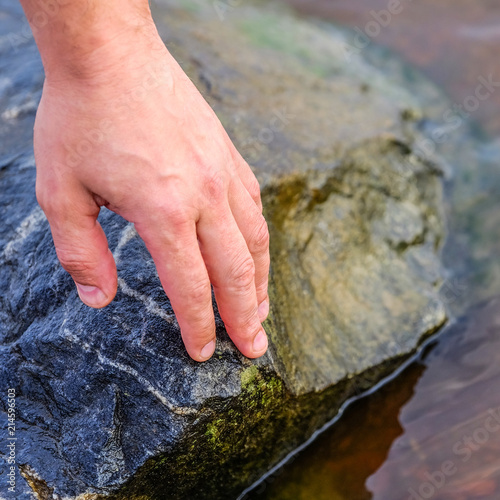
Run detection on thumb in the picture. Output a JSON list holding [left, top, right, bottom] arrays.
[[38, 183, 118, 309]]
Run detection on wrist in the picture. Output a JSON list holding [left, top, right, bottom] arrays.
[[21, 0, 162, 84]]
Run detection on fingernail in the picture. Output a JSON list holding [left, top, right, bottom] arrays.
[[200, 340, 215, 360], [258, 299, 269, 323], [75, 283, 107, 308], [252, 329, 268, 354]]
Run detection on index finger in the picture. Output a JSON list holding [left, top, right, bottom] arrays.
[[134, 207, 216, 362]]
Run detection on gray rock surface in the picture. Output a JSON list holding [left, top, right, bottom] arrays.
[[0, 0, 448, 498]]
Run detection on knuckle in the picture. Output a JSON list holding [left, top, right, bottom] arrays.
[[155, 201, 193, 231], [36, 185, 62, 217], [56, 248, 97, 276], [186, 310, 215, 338], [229, 255, 256, 291], [247, 176, 262, 204], [203, 170, 229, 203], [225, 312, 260, 338], [179, 281, 215, 337], [143, 176, 195, 224], [35, 184, 47, 210], [248, 215, 270, 254], [168, 209, 192, 231], [256, 278, 269, 297], [185, 277, 212, 305]]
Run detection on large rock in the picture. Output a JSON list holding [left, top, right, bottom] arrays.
[[0, 0, 448, 498]]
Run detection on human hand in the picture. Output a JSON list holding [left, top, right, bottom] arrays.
[[33, 30, 270, 362]]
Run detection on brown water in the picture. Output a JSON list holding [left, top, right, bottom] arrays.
[[244, 2, 500, 499], [245, 300, 500, 499]]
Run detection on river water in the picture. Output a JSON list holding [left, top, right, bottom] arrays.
[[245, 2, 500, 499]]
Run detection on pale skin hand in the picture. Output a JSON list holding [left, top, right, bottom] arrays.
[[19, 0, 270, 361]]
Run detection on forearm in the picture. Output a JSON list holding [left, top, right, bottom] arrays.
[[18, 0, 159, 82]]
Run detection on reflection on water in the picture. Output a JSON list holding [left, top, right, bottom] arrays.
[[368, 300, 500, 500], [247, 300, 500, 500], [245, 1, 500, 499]]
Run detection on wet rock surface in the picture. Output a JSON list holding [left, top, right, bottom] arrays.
[[0, 0, 449, 498]]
